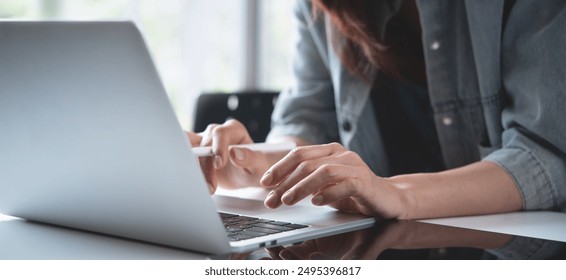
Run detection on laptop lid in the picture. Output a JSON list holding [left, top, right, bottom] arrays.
[[0, 21, 232, 254]]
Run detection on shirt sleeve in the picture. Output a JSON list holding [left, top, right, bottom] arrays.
[[484, 1, 566, 211], [266, 0, 339, 145]]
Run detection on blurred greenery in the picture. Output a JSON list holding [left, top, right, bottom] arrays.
[[0, 0, 38, 18], [0, 0, 292, 129]]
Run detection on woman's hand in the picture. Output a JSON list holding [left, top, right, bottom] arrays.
[[260, 143, 410, 219], [186, 119, 286, 194]]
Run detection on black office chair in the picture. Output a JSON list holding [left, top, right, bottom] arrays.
[[193, 91, 280, 143]]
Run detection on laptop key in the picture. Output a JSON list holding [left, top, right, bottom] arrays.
[[228, 234, 243, 241], [245, 227, 281, 234], [285, 224, 309, 229], [239, 217, 259, 222], [223, 217, 248, 223], [268, 221, 291, 226], [219, 212, 308, 241], [254, 223, 295, 232], [226, 224, 253, 230], [219, 212, 238, 219], [235, 231, 269, 239]]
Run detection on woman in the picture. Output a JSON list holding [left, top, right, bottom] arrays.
[[188, 0, 566, 219]]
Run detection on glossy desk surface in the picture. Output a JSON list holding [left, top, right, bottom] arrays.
[[1, 188, 565, 260]]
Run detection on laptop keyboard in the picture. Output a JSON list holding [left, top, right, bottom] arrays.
[[219, 212, 308, 242]]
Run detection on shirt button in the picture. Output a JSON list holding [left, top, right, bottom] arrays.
[[442, 116, 453, 126], [342, 120, 352, 132], [430, 40, 440, 51]]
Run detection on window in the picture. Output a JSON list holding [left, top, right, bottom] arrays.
[[0, 0, 293, 129], [258, 0, 293, 91]]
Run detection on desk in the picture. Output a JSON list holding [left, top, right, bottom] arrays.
[[422, 211, 566, 243], [1, 188, 565, 259]]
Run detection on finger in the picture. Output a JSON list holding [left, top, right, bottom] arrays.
[[228, 147, 294, 189], [341, 248, 364, 260], [277, 246, 310, 260], [199, 123, 227, 173], [266, 151, 360, 208], [210, 119, 253, 170], [283, 151, 364, 204], [277, 240, 322, 260], [264, 246, 285, 260], [185, 131, 202, 147], [264, 156, 337, 208], [199, 123, 219, 147], [198, 156, 218, 194], [340, 231, 388, 260], [226, 147, 259, 177], [280, 163, 353, 206], [260, 142, 346, 187]]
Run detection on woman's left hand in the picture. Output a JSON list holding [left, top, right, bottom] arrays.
[[260, 143, 408, 219]]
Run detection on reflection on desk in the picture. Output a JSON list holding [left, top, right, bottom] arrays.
[[2, 213, 565, 260], [252, 220, 566, 260]]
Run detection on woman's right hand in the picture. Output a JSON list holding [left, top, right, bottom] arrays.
[[186, 119, 286, 194]]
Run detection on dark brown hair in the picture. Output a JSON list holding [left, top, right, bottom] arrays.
[[312, 0, 425, 84]]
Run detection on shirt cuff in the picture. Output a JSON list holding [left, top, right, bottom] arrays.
[[484, 146, 555, 210]]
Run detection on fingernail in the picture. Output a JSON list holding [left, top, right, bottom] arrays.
[[312, 195, 323, 206], [264, 191, 280, 208], [213, 155, 222, 169], [233, 148, 245, 161], [266, 191, 275, 199], [261, 172, 273, 185], [282, 191, 295, 205]]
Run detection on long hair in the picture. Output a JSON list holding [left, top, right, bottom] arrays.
[[312, 0, 425, 84]]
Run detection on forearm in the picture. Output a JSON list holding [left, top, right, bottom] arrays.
[[390, 161, 523, 220]]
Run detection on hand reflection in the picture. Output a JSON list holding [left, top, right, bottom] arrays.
[[264, 229, 382, 260], [262, 220, 513, 260]]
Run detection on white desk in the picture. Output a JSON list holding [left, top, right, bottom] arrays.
[[421, 211, 566, 243], [1, 187, 566, 259]]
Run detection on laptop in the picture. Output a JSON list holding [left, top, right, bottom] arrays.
[[0, 21, 374, 255]]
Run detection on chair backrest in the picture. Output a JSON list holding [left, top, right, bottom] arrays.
[[193, 91, 279, 142]]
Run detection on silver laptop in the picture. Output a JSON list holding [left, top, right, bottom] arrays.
[[0, 21, 374, 255]]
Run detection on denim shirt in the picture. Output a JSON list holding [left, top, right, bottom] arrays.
[[267, 0, 566, 212]]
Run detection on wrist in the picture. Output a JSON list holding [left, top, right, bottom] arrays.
[[385, 175, 419, 220]]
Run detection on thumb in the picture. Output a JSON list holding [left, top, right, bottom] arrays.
[[198, 156, 218, 194]]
